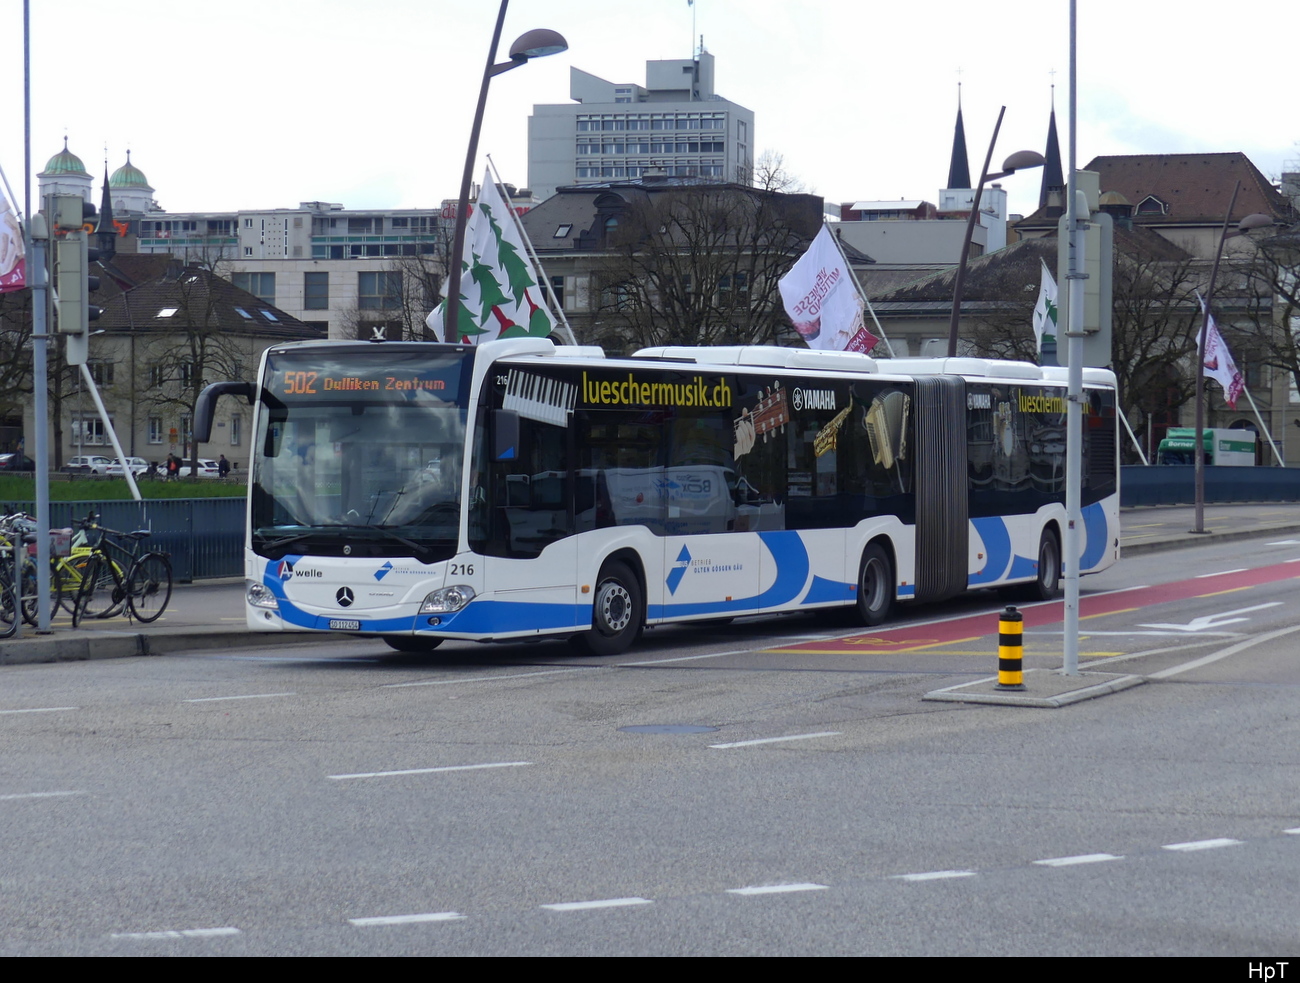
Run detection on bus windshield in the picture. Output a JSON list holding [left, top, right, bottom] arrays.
[[251, 348, 473, 563]]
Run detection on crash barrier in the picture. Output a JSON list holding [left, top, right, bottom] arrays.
[[1122, 465, 1300, 507], [996, 606, 1025, 692], [1, 499, 243, 582]]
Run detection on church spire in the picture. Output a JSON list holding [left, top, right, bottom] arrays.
[[97, 158, 116, 261], [1039, 87, 1065, 215], [947, 85, 972, 191]]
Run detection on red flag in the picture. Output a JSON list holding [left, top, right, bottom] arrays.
[[1198, 293, 1244, 409], [0, 189, 25, 294]]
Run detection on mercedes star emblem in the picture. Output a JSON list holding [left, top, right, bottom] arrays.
[[336, 586, 354, 607]]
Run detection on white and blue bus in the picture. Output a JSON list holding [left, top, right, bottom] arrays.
[[195, 338, 1119, 655]]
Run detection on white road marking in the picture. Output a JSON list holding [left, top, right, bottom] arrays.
[[183, 692, 296, 703], [0, 790, 85, 801], [1162, 838, 1243, 852], [1195, 569, 1248, 578], [1033, 853, 1123, 867], [1141, 602, 1283, 633], [891, 870, 977, 882], [110, 927, 241, 940], [621, 648, 755, 666], [328, 761, 531, 780], [1267, 540, 1300, 546], [710, 731, 840, 749], [0, 706, 79, 715], [383, 669, 580, 688], [541, 897, 653, 912], [349, 912, 466, 926], [727, 883, 828, 896], [1149, 624, 1300, 680], [1284, 828, 1300, 835]]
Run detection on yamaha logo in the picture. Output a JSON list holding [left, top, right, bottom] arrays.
[[792, 388, 836, 412], [336, 587, 355, 607]]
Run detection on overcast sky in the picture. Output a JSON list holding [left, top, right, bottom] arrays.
[[3, 0, 1295, 221]]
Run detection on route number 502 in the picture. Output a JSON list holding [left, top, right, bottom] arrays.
[[283, 371, 318, 395]]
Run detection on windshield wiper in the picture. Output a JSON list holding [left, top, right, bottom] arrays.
[[253, 532, 316, 559], [343, 523, 439, 565]]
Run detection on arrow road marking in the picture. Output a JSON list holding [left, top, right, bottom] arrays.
[[1140, 602, 1282, 633]]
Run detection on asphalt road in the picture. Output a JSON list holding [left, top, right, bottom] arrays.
[[3, 529, 1300, 956]]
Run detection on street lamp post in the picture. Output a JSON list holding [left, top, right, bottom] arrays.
[[1192, 183, 1273, 533], [441, 0, 567, 343], [946, 108, 1044, 356]]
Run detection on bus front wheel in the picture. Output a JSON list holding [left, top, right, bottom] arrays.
[[382, 635, 443, 653], [1029, 529, 1061, 601], [855, 543, 893, 626], [572, 561, 643, 656]]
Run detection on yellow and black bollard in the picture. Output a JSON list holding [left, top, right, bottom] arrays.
[[997, 605, 1026, 691]]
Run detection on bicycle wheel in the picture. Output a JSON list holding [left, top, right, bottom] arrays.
[[0, 580, 17, 639], [127, 553, 172, 623], [66, 553, 127, 619], [20, 561, 62, 626]]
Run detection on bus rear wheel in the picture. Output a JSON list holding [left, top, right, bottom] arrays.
[[1028, 529, 1061, 601], [382, 636, 443, 653], [855, 543, 893, 626], [571, 561, 643, 656]]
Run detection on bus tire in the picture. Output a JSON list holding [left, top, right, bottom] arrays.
[[1029, 529, 1061, 601], [572, 561, 643, 656], [855, 543, 893, 627], [382, 635, 443, 653]]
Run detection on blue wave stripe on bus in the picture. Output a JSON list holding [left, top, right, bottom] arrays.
[[649, 530, 811, 618], [1006, 552, 1039, 580], [1081, 501, 1108, 570], [969, 517, 1012, 586], [801, 575, 855, 605], [431, 600, 584, 634]]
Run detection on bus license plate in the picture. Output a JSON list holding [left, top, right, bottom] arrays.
[[328, 619, 361, 631]]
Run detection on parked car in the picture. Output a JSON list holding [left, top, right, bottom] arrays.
[[0, 453, 34, 471], [64, 455, 112, 474], [177, 458, 220, 478], [105, 456, 150, 477]]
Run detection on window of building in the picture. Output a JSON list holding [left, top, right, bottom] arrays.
[[230, 415, 242, 446], [550, 275, 565, 310], [72, 415, 109, 446], [358, 271, 402, 310], [304, 272, 329, 310], [348, 217, 374, 234], [179, 363, 197, 388], [156, 308, 178, 318], [88, 360, 115, 386], [148, 417, 163, 444], [233, 271, 275, 304], [553, 224, 572, 238]]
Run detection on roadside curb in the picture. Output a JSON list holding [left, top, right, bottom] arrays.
[[1121, 522, 1300, 556], [923, 669, 1146, 708], [0, 629, 354, 666]]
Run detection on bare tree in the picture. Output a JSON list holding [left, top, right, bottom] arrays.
[[590, 184, 819, 353], [1235, 229, 1300, 404], [339, 251, 445, 342]]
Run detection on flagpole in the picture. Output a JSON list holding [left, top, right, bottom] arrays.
[[831, 228, 895, 357], [1240, 386, 1283, 466], [485, 154, 578, 346], [1117, 407, 1148, 466]]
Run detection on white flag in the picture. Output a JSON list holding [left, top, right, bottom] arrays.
[[1031, 259, 1058, 353], [0, 188, 25, 295], [1197, 293, 1244, 409], [427, 170, 555, 344], [779, 225, 877, 354]]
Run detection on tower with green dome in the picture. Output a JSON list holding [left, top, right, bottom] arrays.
[[108, 151, 156, 214], [37, 138, 93, 202]]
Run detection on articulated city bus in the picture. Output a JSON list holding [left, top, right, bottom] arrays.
[[195, 338, 1119, 655]]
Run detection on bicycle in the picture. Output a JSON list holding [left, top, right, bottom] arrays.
[[0, 513, 64, 625], [70, 513, 173, 628]]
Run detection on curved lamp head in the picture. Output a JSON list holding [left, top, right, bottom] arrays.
[[509, 29, 568, 61], [1237, 212, 1274, 233], [1000, 150, 1046, 173]]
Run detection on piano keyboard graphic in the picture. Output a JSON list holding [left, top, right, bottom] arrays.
[[504, 370, 577, 426]]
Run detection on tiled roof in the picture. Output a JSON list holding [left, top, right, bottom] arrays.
[[96, 264, 321, 340], [1017, 152, 1297, 228]]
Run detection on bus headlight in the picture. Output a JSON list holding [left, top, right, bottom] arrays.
[[246, 580, 280, 610], [420, 585, 476, 614]]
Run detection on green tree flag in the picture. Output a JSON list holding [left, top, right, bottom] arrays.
[[427, 169, 557, 344]]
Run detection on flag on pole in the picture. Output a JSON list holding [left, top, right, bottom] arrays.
[[1197, 292, 1245, 409], [427, 170, 555, 344], [1031, 259, 1058, 353], [779, 225, 877, 354], [0, 187, 25, 295]]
